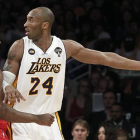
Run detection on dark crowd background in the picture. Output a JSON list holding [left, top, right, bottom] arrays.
[[0, 0, 140, 139]]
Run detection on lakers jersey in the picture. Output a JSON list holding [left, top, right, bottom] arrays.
[[13, 36, 66, 114]]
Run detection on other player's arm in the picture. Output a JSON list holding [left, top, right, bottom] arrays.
[[3, 39, 25, 104], [0, 103, 54, 126], [63, 40, 140, 70], [0, 70, 54, 125]]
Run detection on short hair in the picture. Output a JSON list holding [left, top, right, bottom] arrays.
[[112, 102, 124, 111], [116, 129, 129, 140], [34, 7, 55, 29], [72, 119, 90, 132], [103, 90, 117, 100]]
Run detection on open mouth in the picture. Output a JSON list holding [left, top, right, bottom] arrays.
[[25, 29, 29, 35], [25, 31, 29, 35]]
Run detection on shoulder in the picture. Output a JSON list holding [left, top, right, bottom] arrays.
[[62, 39, 83, 47], [62, 39, 84, 59], [10, 39, 24, 51], [8, 39, 24, 61]]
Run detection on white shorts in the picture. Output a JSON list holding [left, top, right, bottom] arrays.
[[11, 113, 64, 140]]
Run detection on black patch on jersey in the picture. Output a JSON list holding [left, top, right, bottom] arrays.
[[28, 48, 35, 55], [54, 47, 62, 57]]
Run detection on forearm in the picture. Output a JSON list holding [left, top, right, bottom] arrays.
[[72, 46, 140, 70], [0, 103, 37, 123], [104, 52, 140, 70]]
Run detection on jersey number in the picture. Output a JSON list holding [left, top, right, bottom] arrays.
[[29, 77, 53, 95]]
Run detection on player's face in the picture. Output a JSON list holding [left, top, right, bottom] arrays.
[[98, 127, 105, 140], [72, 125, 89, 140], [24, 9, 44, 40]]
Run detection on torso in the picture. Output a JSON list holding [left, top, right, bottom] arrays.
[[13, 36, 66, 114]]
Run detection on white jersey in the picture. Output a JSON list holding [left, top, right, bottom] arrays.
[[13, 36, 66, 114]]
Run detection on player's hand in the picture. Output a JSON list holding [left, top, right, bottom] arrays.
[[35, 113, 55, 126], [3, 85, 26, 104]]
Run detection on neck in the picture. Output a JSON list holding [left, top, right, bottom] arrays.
[[33, 35, 53, 53]]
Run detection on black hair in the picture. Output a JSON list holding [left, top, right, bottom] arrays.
[[95, 122, 117, 140]]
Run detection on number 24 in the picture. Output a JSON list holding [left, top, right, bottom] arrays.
[[29, 77, 53, 95]]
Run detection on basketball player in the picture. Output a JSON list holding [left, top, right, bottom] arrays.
[[2, 7, 140, 140], [0, 69, 54, 125]]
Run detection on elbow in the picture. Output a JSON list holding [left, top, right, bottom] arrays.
[[100, 58, 112, 67], [101, 52, 116, 67]]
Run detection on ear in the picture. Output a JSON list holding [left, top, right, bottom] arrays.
[[87, 131, 89, 137], [71, 131, 74, 136], [42, 22, 49, 29]]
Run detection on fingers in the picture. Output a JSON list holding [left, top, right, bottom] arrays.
[[8, 94, 12, 104], [19, 94, 26, 101], [3, 92, 16, 104], [3, 92, 13, 104], [3, 86, 26, 104], [46, 115, 54, 126], [11, 92, 17, 104], [3, 93, 8, 103], [14, 91, 26, 103], [47, 115, 54, 126], [36, 114, 55, 126], [16, 94, 21, 103], [50, 115, 55, 122]]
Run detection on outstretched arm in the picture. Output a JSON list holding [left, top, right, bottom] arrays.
[[63, 40, 140, 70]]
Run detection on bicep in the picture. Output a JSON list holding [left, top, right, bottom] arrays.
[[3, 39, 24, 75], [3, 56, 20, 76], [63, 40, 107, 64], [72, 47, 108, 65]]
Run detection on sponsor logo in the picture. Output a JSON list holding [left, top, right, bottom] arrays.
[[28, 48, 35, 55], [54, 47, 62, 57]]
